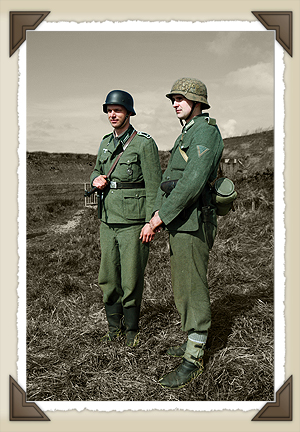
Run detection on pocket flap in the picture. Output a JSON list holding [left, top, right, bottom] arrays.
[[124, 189, 146, 199], [120, 154, 138, 165]]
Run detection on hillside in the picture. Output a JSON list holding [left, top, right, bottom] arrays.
[[26, 129, 274, 185], [26, 129, 274, 208], [221, 129, 274, 178]]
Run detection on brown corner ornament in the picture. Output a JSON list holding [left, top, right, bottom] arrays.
[[252, 376, 293, 421], [9, 11, 50, 57], [9, 376, 50, 421], [252, 11, 293, 57]]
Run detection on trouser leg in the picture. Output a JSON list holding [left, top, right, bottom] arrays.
[[117, 224, 149, 346], [117, 224, 149, 309], [160, 224, 212, 388], [169, 223, 211, 333], [98, 223, 149, 345], [98, 222, 122, 305]]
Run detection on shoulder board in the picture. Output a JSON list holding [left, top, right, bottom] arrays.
[[205, 116, 216, 126], [137, 131, 152, 139], [102, 132, 113, 140]]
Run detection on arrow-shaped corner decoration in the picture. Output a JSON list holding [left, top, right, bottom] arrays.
[[252, 11, 293, 57], [9, 11, 50, 57], [9, 376, 50, 421], [252, 376, 293, 421]]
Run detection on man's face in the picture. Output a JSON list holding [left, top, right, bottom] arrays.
[[171, 95, 194, 120], [107, 105, 129, 129]]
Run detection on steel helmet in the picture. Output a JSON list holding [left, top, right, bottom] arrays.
[[166, 77, 210, 110], [103, 90, 136, 115]]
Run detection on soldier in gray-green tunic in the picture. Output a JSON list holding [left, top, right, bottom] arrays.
[[147, 78, 224, 387], [90, 90, 162, 347]]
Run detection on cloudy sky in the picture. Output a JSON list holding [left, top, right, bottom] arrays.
[[26, 25, 274, 153]]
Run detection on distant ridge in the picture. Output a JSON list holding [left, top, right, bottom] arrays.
[[27, 129, 274, 185]]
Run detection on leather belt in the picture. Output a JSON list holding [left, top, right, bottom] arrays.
[[109, 181, 145, 189]]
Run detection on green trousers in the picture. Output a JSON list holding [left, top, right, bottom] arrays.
[[169, 221, 214, 333], [98, 222, 149, 308]]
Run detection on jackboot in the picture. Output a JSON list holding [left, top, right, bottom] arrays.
[[101, 303, 125, 342], [123, 305, 140, 347], [166, 341, 187, 357], [159, 335, 206, 389]]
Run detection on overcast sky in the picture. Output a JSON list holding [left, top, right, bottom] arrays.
[[26, 27, 274, 153]]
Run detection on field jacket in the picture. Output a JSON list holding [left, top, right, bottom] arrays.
[[154, 114, 224, 232], [90, 125, 162, 224]]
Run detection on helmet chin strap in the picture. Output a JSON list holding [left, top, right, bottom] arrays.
[[117, 112, 130, 130], [178, 101, 198, 127], [182, 101, 197, 126]]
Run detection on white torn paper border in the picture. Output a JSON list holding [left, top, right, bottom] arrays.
[[17, 19, 285, 412]]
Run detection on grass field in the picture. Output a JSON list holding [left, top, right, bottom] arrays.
[[26, 166, 274, 401]]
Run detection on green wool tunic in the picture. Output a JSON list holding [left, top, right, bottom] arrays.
[[91, 125, 162, 224], [154, 114, 224, 332], [90, 125, 162, 308]]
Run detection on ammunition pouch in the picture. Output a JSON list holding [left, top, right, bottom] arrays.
[[160, 179, 178, 196], [160, 179, 189, 221]]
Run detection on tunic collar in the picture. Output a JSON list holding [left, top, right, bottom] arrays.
[[113, 124, 135, 148], [181, 113, 208, 133]]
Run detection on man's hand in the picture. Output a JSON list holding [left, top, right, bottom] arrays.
[[139, 223, 156, 244], [149, 211, 163, 232], [92, 175, 108, 190]]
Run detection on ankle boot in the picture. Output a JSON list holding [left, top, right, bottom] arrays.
[[159, 336, 206, 389], [123, 306, 140, 347], [166, 341, 187, 357], [102, 303, 124, 341]]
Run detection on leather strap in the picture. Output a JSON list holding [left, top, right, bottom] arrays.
[[109, 181, 145, 189], [107, 130, 137, 178]]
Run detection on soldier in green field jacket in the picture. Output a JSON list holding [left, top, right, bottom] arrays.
[[146, 77, 224, 388], [90, 90, 162, 347]]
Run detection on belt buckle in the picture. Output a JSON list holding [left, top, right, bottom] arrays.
[[110, 181, 117, 189]]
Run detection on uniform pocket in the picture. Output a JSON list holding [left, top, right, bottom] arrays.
[[119, 154, 141, 180], [123, 189, 146, 220], [99, 153, 110, 164]]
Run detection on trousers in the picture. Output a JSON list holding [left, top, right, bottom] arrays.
[[98, 222, 149, 308], [169, 220, 215, 333]]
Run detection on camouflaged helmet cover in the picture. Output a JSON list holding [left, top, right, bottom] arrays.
[[166, 77, 210, 110]]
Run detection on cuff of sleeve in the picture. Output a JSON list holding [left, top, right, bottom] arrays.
[[158, 206, 180, 227]]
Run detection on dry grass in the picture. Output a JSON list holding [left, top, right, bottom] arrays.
[[26, 172, 274, 402]]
